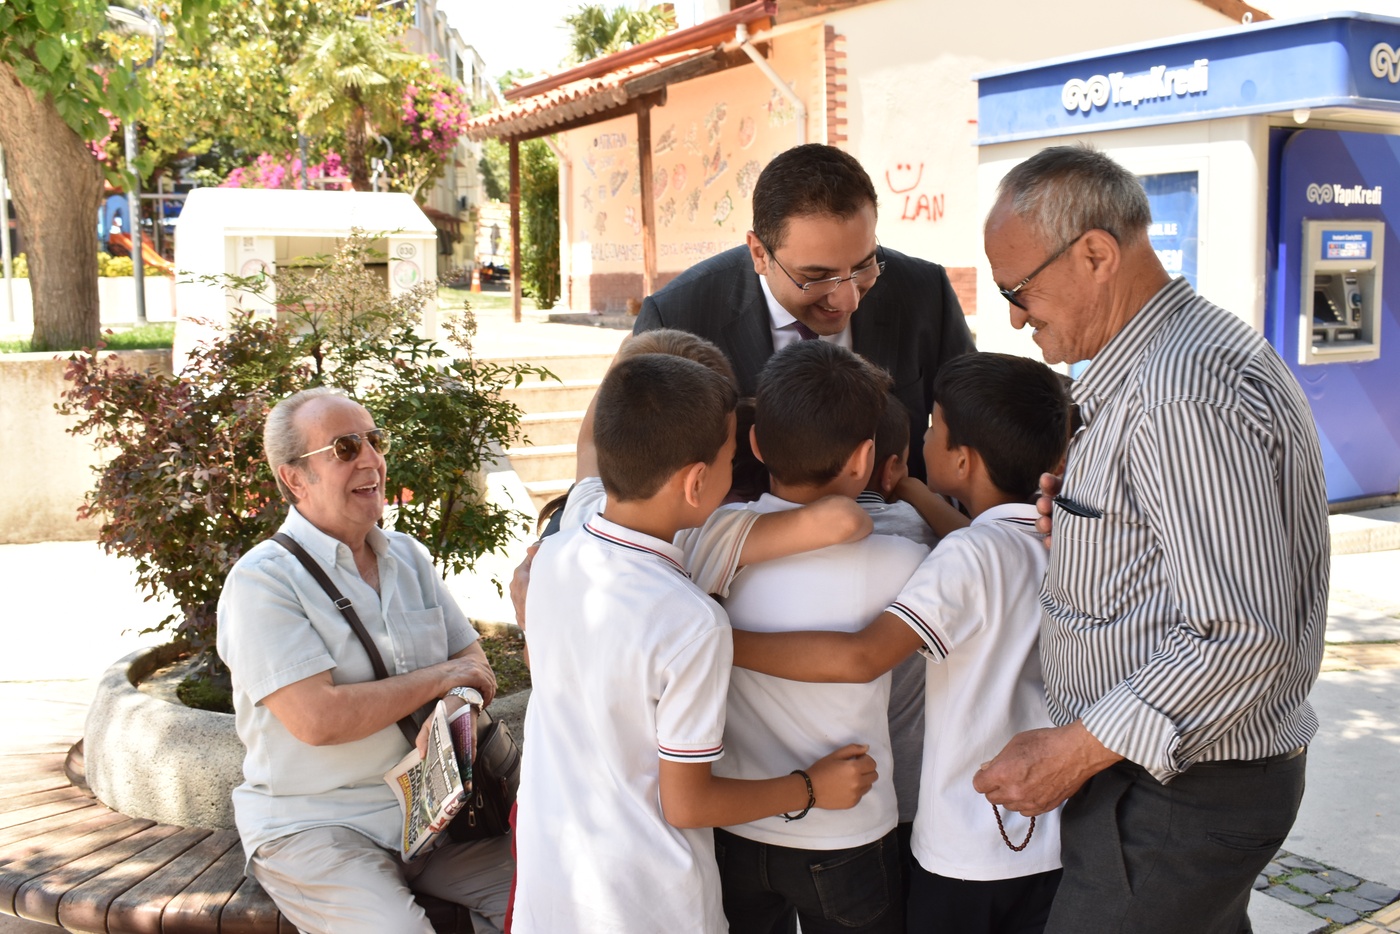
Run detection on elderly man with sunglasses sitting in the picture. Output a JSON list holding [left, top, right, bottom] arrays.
[[216, 386, 513, 934]]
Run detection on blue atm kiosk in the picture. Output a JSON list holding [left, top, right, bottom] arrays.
[[975, 12, 1400, 505]]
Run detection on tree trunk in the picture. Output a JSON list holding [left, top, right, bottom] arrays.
[[345, 101, 371, 192], [0, 62, 103, 351]]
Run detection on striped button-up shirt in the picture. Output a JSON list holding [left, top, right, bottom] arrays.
[[1043, 277, 1329, 783]]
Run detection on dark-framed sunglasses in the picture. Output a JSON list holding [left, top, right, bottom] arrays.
[[999, 232, 1087, 310], [297, 428, 392, 462], [759, 238, 886, 297]]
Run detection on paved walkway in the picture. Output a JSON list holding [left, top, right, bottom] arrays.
[[3, 307, 1399, 932]]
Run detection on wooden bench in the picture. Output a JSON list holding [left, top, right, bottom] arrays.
[[0, 743, 473, 933]]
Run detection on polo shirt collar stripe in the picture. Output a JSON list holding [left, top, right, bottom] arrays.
[[855, 491, 887, 507], [1073, 276, 1195, 414], [583, 518, 691, 578], [973, 501, 1042, 536]]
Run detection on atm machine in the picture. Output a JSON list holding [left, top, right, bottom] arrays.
[[974, 12, 1400, 504]]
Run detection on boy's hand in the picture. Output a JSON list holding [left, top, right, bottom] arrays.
[[1035, 473, 1061, 548], [807, 744, 877, 810]]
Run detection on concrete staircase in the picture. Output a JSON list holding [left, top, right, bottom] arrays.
[[495, 351, 619, 514]]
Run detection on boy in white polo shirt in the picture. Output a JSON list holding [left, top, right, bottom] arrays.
[[515, 353, 878, 934], [714, 341, 929, 934], [732, 352, 1072, 934]]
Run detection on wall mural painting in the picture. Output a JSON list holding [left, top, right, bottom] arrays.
[[713, 192, 735, 226], [767, 85, 797, 127], [571, 46, 812, 278], [736, 160, 761, 200], [885, 161, 946, 223]]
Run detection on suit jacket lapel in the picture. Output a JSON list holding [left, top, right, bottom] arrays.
[[721, 262, 774, 396]]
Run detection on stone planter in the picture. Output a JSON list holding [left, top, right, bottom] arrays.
[[84, 642, 532, 831], [84, 643, 243, 829]]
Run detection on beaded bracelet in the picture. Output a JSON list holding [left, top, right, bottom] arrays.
[[781, 769, 815, 822]]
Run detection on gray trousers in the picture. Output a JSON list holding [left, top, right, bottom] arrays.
[[1047, 752, 1306, 934], [250, 825, 514, 934]]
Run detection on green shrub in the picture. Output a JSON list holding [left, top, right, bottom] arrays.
[[5, 252, 172, 278], [59, 231, 555, 670]]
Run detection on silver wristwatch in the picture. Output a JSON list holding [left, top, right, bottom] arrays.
[[446, 686, 484, 706]]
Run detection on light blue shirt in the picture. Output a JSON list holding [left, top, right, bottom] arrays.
[[216, 506, 477, 862]]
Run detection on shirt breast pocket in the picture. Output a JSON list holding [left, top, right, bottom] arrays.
[[1052, 501, 1101, 546], [391, 606, 448, 671]]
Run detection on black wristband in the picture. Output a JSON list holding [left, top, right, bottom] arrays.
[[781, 769, 815, 822]]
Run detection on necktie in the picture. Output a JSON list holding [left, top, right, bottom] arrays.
[[791, 320, 819, 341]]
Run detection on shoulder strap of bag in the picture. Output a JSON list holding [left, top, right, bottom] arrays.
[[272, 532, 419, 746]]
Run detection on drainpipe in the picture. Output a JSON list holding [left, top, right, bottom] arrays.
[[735, 23, 806, 145]]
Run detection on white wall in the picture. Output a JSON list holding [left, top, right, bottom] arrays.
[[824, 0, 1240, 327]]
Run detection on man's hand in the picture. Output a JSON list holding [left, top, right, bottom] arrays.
[[510, 542, 539, 630], [439, 642, 497, 708], [807, 744, 877, 810], [972, 721, 1122, 816], [1035, 473, 1061, 547]]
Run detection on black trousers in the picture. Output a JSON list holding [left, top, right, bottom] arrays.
[[1046, 752, 1307, 934], [715, 826, 904, 934], [906, 863, 1061, 934]]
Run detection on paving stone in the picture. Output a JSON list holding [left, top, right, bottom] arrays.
[[1265, 860, 1287, 877], [1280, 855, 1329, 872], [1332, 890, 1385, 912], [1356, 882, 1400, 906], [1269, 885, 1317, 908], [1309, 903, 1361, 925], [1255, 874, 1269, 891], [1321, 870, 1362, 889], [1294, 874, 1339, 897]]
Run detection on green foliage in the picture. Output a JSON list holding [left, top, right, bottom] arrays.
[[289, 18, 414, 188], [519, 139, 560, 309], [0, 0, 223, 171], [6, 252, 171, 278], [563, 3, 676, 63], [138, 1, 409, 184], [59, 232, 554, 660], [477, 137, 509, 203]]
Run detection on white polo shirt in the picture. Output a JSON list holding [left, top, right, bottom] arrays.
[[516, 514, 732, 934], [885, 502, 1062, 880], [716, 494, 927, 849], [560, 476, 759, 596]]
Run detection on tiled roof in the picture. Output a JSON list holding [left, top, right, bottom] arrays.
[[464, 0, 777, 142], [464, 50, 706, 141]]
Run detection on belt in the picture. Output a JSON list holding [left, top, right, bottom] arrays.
[[1190, 746, 1306, 770]]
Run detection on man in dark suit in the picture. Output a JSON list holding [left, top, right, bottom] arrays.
[[634, 144, 974, 479]]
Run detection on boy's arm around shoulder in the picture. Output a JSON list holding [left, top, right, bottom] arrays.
[[658, 744, 877, 829], [681, 495, 872, 597], [739, 495, 872, 565], [730, 612, 922, 685], [893, 476, 970, 538]]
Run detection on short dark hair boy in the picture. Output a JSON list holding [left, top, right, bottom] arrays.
[[933, 352, 1070, 499], [594, 353, 737, 501], [753, 340, 891, 488]]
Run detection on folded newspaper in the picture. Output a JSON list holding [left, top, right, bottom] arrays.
[[384, 693, 479, 860]]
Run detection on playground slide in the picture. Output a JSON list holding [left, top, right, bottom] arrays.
[[108, 233, 175, 276]]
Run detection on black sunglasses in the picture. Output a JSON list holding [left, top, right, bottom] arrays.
[[297, 429, 392, 462], [999, 232, 1087, 310]]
